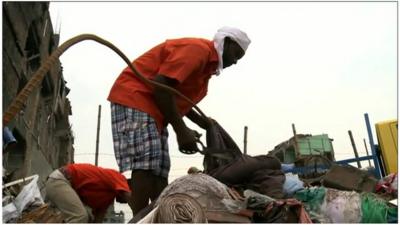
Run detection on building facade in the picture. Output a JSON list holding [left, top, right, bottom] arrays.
[[3, 2, 74, 186], [3, 3, 126, 222]]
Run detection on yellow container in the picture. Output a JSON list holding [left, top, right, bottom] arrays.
[[375, 119, 398, 174]]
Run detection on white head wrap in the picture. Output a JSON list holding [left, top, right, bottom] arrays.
[[213, 26, 251, 75]]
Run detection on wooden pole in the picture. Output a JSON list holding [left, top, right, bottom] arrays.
[[243, 126, 248, 155], [363, 138, 372, 167], [95, 105, 101, 166], [292, 123, 300, 157], [348, 130, 361, 168]]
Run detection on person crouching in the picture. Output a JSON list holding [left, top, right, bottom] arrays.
[[45, 163, 132, 223]]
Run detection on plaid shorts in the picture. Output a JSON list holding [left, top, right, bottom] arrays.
[[111, 103, 170, 178]]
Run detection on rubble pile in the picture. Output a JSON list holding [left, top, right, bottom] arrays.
[[2, 175, 66, 223], [135, 121, 397, 223], [137, 169, 397, 223]]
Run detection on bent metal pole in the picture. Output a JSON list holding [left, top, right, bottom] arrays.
[[3, 34, 209, 126]]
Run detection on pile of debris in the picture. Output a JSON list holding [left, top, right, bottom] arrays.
[[133, 167, 397, 223], [2, 175, 65, 223], [133, 121, 397, 223]]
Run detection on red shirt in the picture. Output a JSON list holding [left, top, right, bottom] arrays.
[[66, 163, 130, 213], [107, 38, 219, 132]]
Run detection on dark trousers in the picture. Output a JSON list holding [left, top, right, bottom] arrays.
[[130, 170, 168, 215]]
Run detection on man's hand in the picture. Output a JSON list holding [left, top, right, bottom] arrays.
[[152, 75, 203, 154], [176, 126, 200, 154], [92, 209, 106, 223]]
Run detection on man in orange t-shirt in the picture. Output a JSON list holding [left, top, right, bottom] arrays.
[[108, 26, 251, 214], [45, 163, 132, 223]]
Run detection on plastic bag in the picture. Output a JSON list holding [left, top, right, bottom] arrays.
[[376, 173, 398, 195], [2, 202, 19, 222], [320, 188, 362, 223], [283, 173, 304, 197], [244, 189, 275, 209], [361, 192, 397, 223], [2, 175, 44, 222]]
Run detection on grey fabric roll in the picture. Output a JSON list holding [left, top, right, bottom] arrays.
[[156, 173, 232, 211], [154, 193, 206, 223]]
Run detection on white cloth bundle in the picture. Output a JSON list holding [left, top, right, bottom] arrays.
[[213, 26, 251, 74]]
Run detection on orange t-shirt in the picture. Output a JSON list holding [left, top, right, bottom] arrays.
[[66, 163, 130, 214], [107, 38, 219, 131]]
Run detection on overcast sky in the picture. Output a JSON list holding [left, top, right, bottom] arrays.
[[49, 1, 397, 219]]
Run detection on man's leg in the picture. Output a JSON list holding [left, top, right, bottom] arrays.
[[130, 170, 154, 215], [150, 175, 168, 201], [112, 104, 170, 214], [130, 170, 168, 214], [45, 177, 89, 223]]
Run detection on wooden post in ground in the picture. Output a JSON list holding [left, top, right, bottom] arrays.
[[243, 126, 248, 155], [95, 105, 101, 166], [348, 130, 361, 168]]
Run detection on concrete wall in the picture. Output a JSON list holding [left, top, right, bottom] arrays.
[[3, 2, 74, 187]]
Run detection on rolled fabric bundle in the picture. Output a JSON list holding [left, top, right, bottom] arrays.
[[154, 193, 206, 223], [157, 174, 232, 211]]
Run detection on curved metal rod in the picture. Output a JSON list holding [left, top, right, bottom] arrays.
[[3, 34, 209, 126]]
